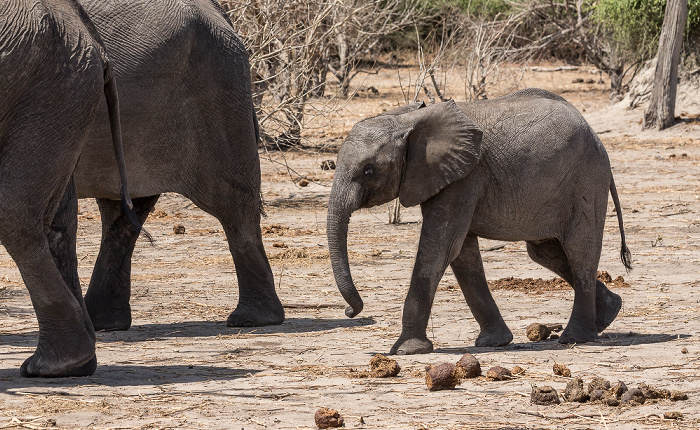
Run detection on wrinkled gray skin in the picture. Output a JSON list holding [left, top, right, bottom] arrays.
[[327, 89, 631, 355], [0, 0, 140, 376], [72, 0, 283, 331]]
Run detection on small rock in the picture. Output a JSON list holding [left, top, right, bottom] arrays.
[[681, 347, 688, 354], [315, 408, 344, 429], [621, 388, 645, 405], [320, 160, 336, 170], [454, 353, 481, 379], [425, 363, 460, 391], [485, 366, 512, 381], [298, 179, 310, 187], [511, 365, 526, 375], [531, 386, 560, 405], [272, 242, 287, 248], [553, 363, 571, 377], [173, 224, 186, 234], [526, 323, 551, 341], [611, 381, 628, 398], [670, 390, 688, 401], [664, 411, 683, 420], [564, 378, 589, 403], [588, 377, 611, 393], [369, 354, 400, 378]]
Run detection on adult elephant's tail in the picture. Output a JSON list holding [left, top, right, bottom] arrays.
[[103, 63, 152, 242], [610, 177, 632, 271]]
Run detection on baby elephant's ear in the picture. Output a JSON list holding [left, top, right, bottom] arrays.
[[398, 100, 482, 207]]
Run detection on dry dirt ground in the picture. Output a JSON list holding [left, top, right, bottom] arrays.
[[1, 64, 700, 429]]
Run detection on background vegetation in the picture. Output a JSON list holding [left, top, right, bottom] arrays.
[[221, 0, 700, 147]]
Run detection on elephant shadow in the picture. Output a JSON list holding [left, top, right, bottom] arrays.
[[0, 364, 259, 391], [433, 332, 691, 355], [0, 316, 376, 347]]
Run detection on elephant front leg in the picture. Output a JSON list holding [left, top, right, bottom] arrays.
[[390, 196, 472, 355], [0, 202, 95, 376], [84, 195, 159, 331], [451, 235, 512, 347]]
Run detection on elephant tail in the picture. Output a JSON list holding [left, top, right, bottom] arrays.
[[103, 64, 153, 243], [610, 177, 631, 272]]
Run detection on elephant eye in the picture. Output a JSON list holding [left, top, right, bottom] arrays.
[[363, 164, 374, 177]]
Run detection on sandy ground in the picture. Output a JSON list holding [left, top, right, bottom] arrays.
[[1, 64, 700, 429]]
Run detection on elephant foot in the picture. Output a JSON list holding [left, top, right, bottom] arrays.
[[475, 325, 513, 347], [85, 287, 132, 331], [87, 306, 132, 332], [595, 281, 622, 332], [20, 345, 96, 378], [227, 297, 284, 327], [390, 335, 433, 355], [558, 324, 598, 344]]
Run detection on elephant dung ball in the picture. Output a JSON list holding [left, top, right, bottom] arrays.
[[588, 377, 611, 393], [511, 365, 526, 375], [369, 354, 400, 377], [425, 363, 460, 391], [589, 389, 606, 402], [526, 323, 551, 341], [664, 411, 683, 420], [621, 388, 646, 405], [485, 366, 512, 381], [298, 179, 310, 187], [173, 224, 186, 234], [454, 353, 481, 379], [553, 363, 571, 377], [531, 386, 560, 405], [564, 378, 589, 403], [639, 382, 666, 400], [314, 408, 344, 429], [670, 390, 688, 401], [611, 381, 628, 398]]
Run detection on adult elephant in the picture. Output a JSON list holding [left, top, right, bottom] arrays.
[[0, 0, 141, 376], [74, 0, 284, 331], [327, 89, 631, 355]]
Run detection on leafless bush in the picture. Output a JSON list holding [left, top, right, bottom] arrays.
[[326, 0, 421, 97], [223, 0, 422, 149], [223, 1, 337, 148], [408, 3, 528, 103]]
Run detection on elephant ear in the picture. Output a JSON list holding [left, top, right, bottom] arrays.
[[398, 100, 483, 207]]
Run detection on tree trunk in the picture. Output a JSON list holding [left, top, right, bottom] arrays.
[[643, 0, 688, 130]]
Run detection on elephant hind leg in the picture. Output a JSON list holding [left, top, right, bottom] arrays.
[[451, 234, 512, 347], [84, 195, 160, 331], [189, 189, 284, 328], [526, 238, 621, 339]]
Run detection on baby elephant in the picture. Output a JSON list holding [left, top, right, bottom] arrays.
[[327, 88, 631, 355]]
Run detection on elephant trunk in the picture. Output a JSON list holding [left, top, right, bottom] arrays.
[[327, 179, 363, 318]]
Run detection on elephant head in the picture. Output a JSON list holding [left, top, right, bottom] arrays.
[[327, 100, 483, 317]]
